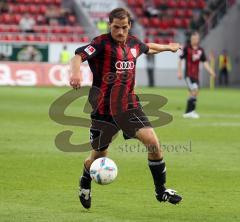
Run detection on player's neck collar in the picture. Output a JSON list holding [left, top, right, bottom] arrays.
[[109, 33, 128, 46], [191, 44, 199, 50]]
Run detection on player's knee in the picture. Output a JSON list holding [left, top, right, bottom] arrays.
[[191, 90, 199, 97], [86, 151, 106, 169], [145, 139, 161, 152], [85, 149, 108, 167], [92, 149, 108, 159]]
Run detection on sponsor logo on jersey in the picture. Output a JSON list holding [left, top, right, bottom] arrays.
[[115, 61, 135, 70], [84, 45, 96, 55]]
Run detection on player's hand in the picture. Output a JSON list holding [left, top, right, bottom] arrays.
[[177, 72, 183, 80], [211, 71, 216, 79], [169, 43, 182, 52], [69, 75, 81, 89]]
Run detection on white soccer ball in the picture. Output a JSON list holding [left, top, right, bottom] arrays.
[[90, 157, 118, 185]]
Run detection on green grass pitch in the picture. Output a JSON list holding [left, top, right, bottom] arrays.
[[0, 86, 239, 222]]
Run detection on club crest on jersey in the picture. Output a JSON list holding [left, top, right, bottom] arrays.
[[130, 48, 137, 58], [84, 45, 96, 55], [192, 50, 202, 61]]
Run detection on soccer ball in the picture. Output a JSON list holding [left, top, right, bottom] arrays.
[[90, 157, 118, 185]]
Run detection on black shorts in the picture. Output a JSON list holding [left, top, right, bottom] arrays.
[[90, 108, 152, 151], [185, 76, 199, 91]]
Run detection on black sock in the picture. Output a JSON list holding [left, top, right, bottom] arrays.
[[186, 96, 197, 113], [148, 159, 166, 194], [80, 165, 92, 189]]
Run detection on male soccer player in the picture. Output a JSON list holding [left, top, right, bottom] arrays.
[[70, 8, 182, 209], [178, 32, 216, 118]]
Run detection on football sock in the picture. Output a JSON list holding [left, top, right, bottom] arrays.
[[80, 165, 92, 189], [186, 96, 197, 113], [148, 159, 166, 194]]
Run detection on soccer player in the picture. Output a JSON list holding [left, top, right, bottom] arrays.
[[70, 8, 182, 209], [178, 32, 216, 118]]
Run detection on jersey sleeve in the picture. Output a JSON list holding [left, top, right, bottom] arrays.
[[179, 46, 187, 59], [200, 49, 207, 62], [139, 41, 149, 55], [75, 37, 103, 62], [133, 36, 149, 55]]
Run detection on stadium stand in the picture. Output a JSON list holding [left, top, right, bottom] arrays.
[[127, 0, 236, 43], [0, 0, 236, 43], [0, 0, 89, 42], [125, 0, 206, 43]]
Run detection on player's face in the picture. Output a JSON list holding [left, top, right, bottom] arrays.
[[109, 18, 131, 43], [191, 34, 200, 47]]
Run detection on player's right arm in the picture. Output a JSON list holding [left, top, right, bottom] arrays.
[[69, 55, 82, 89], [178, 46, 187, 80], [178, 59, 183, 80], [69, 37, 103, 89]]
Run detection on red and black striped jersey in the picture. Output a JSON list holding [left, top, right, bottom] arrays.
[[75, 33, 149, 115], [180, 45, 206, 80]]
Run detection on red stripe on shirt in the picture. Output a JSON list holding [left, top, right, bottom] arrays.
[[98, 43, 112, 114]]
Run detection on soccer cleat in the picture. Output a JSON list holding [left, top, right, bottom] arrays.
[[156, 189, 182, 204], [183, 111, 199, 119], [79, 187, 91, 209], [191, 111, 200, 118]]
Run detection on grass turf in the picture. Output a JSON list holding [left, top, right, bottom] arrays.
[[0, 86, 239, 222]]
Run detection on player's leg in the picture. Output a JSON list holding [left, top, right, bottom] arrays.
[[116, 107, 182, 204], [135, 127, 182, 204], [135, 127, 165, 192], [184, 77, 200, 118], [219, 69, 223, 85], [79, 115, 119, 209], [224, 69, 228, 86], [80, 149, 108, 192], [79, 148, 108, 209], [189, 89, 199, 111]]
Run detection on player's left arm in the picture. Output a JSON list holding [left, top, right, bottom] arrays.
[[146, 43, 182, 54], [203, 61, 216, 78], [201, 49, 216, 78]]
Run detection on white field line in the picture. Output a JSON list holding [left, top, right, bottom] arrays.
[[194, 122, 240, 127], [200, 114, 240, 119]]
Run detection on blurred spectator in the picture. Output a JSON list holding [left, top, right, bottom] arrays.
[[200, 9, 211, 26], [60, 0, 75, 25], [36, 15, 46, 25], [45, 5, 61, 25], [146, 54, 155, 87], [208, 0, 222, 11], [158, 0, 168, 12], [59, 45, 71, 64], [19, 13, 36, 33], [97, 18, 108, 34], [0, 1, 9, 13], [190, 9, 211, 37], [61, 0, 74, 13], [218, 50, 232, 86], [190, 13, 201, 31], [58, 9, 68, 25], [144, 1, 159, 18]]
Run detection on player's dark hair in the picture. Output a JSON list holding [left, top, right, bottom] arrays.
[[109, 8, 131, 24], [191, 31, 200, 37]]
